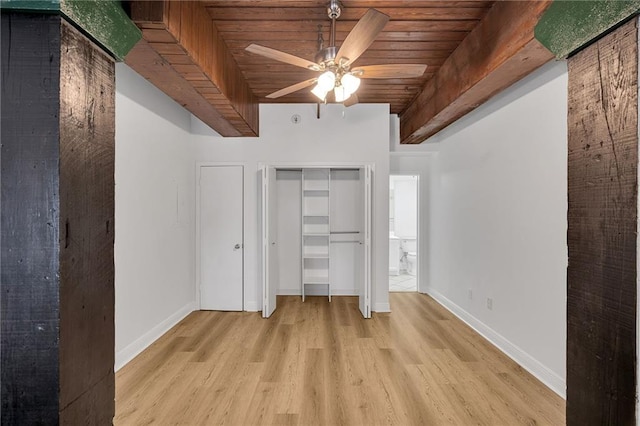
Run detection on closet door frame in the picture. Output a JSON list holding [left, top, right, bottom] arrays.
[[260, 162, 373, 318], [388, 172, 422, 294]]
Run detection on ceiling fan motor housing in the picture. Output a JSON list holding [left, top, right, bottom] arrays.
[[315, 46, 338, 67]]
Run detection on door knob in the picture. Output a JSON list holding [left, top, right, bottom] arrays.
[[234, 243, 241, 250]]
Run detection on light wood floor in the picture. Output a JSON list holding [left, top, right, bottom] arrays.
[[115, 294, 565, 425]]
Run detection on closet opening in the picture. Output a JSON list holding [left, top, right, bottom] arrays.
[[261, 164, 373, 318], [389, 175, 419, 292]]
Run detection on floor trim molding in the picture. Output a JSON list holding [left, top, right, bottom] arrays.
[[374, 302, 391, 313], [115, 301, 196, 371], [425, 287, 566, 398], [277, 289, 358, 296], [244, 301, 259, 312]]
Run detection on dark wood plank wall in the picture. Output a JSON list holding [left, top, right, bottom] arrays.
[[566, 18, 638, 425], [1, 13, 116, 424], [58, 21, 116, 424], [1, 13, 63, 424]]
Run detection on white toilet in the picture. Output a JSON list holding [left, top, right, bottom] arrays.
[[402, 238, 418, 276]]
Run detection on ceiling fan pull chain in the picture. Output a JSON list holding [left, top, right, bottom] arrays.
[[317, 25, 324, 52]]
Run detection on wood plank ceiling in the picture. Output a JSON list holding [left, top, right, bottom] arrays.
[[206, 0, 493, 114], [125, 0, 554, 143]]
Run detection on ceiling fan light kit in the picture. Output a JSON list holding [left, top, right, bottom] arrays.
[[245, 1, 427, 106], [341, 73, 361, 94], [312, 70, 361, 102]]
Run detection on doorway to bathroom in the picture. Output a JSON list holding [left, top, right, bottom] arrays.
[[389, 175, 418, 292]]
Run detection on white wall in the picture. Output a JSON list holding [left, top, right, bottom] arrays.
[[391, 60, 568, 397], [114, 63, 197, 369], [192, 103, 391, 312], [391, 175, 418, 238]]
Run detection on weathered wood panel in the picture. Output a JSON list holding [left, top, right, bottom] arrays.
[[1, 12, 116, 424], [1, 13, 62, 424], [0, 0, 141, 60], [566, 18, 638, 425], [58, 20, 115, 425]]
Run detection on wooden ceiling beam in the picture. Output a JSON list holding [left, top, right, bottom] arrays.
[[399, 0, 554, 144], [204, 1, 493, 8], [226, 40, 462, 52], [231, 50, 442, 59], [126, 1, 258, 137], [214, 20, 478, 33], [206, 7, 489, 21]]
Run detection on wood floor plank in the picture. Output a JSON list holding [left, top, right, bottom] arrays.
[[300, 348, 327, 425], [115, 294, 565, 425]]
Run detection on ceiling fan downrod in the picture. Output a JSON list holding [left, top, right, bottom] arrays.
[[315, 0, 342, 67], [327, 0, 341, 46]]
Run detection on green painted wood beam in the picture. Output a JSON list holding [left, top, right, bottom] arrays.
[[536, 0, 640, 59], [0, 0, 141, 60]]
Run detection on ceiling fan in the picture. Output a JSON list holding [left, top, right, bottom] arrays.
[[245, 0, 427, 106]]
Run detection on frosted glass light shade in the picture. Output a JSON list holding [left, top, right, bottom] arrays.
[[341, 73, 360, 94], [311, 84, 329, 100], [317, 71, 336, 91], [334, 85, 350, 102]]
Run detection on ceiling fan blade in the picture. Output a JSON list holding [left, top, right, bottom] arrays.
[[344, 93, 359, 108], [266, 78, 318, 99], [336, 9, 389, 67], [351, 64, 427, 79], [246, 44, 320, 70]]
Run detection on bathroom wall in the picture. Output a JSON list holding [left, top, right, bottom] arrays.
[[391, 175, 418, 239]]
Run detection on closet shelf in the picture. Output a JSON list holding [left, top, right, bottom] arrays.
[[303, 277, 330, 284], [302, 168, 331, 302]]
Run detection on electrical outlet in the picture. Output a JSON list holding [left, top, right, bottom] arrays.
[[468, 289, 473, 299], [486, 298, 493, 310]]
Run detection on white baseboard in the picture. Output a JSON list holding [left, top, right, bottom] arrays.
[[244, 301, 259, 312], [374, 302, 391, 313], [277, 289, 358, 296], [425, 287, 566, 398], [278, 289, 302, 296], [115, 301, 196, 371]]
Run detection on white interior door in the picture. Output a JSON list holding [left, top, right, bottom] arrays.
[[262, 166, 279, 318], [359, 165, 373, 318], [200, 165, 243, 311]]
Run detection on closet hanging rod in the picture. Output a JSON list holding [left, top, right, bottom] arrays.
[[330, 231, 360, 234]]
